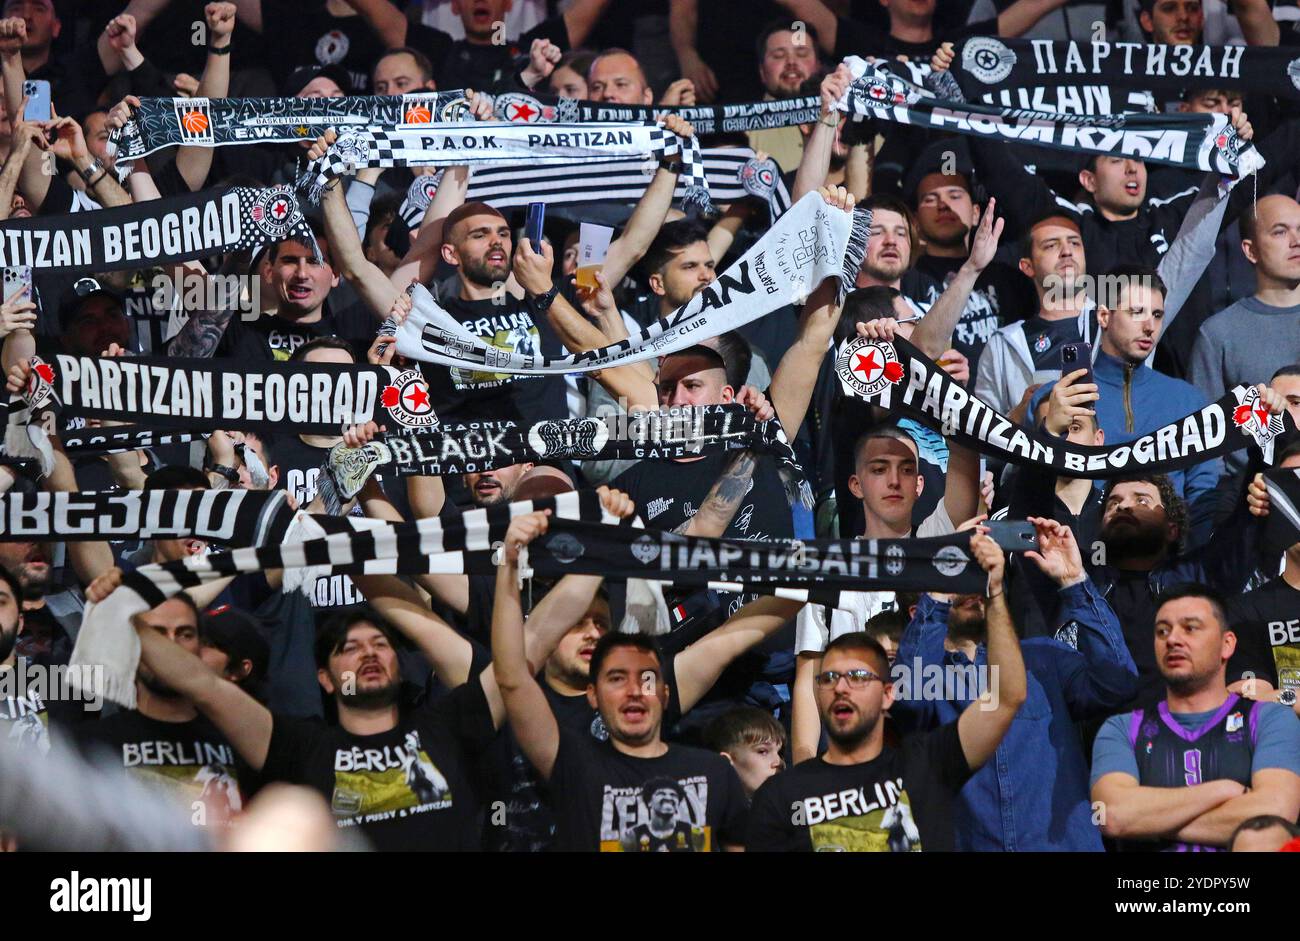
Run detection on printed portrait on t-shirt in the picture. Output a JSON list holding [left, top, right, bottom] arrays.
[[601, 775, 710, 852], [450, 312, 543, 389], [803, 778, 922, 852], [1, 689, 48, 754], [121, 737, 243, 826], [329, 729, 452, 827]]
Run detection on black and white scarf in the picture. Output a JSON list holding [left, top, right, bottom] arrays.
[[0, 185, 317, 274], [302, 122, 713, 214], [322, 405, 799, 501], [1263, 468, 1300, 559], [109, 89, 823, 162], [60, 426, 204, 458], [0, 488, 293, 544], [108, 92, 473, 160], [71, 490, 612, 707], [31, 356, 441, 435], [395, 191, 869, 374], [397, 148, 791, 225], [529, 519, 987, 598], [839, 336, 1287, 477], [839, 57, 1264, 178], [952, 36, 1300, 102], [487, 88, 823, 135]]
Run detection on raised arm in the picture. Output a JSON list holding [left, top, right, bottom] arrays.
[[177, 2, 236, 192], [908, 200, 1004, 359], [1232, 0, 1280, 46], [601, 116, 695, 287], [673, 596, 804, 713], [792, 66, 850, 203], [768, 184, 855, 437], [338, 0, 409, 48], [996, 0, 1070, 37], [389, 166, 469, 290], [492, 511, 563, 781], [133, 607, 274, 770], [772, 0, 837, 56], [562, 0, 613, 49], [668, 0, 719, 103], [0, 117, 38, 221], [956, 534, 1027, 770], [791, 651, 821, 764]]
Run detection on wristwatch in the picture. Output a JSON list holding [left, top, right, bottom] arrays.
[[528, 285, 559, 312], [1279, 688, 1297, 707], [77, 158, 105, 187], [207, 463, 240, 485], [207, 42, 232, 55]]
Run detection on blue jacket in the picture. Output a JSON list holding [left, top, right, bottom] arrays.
[[1031, 349, 1222, 547], [892, 582, 1138, 851]]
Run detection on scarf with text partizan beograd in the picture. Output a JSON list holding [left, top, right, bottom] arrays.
[[841, 57, 1263, 178], [396, 191, 869, 375], [23, 355, 446, 435], [838, 335, 1288, 477], [951, 36, 1300, 103], [0, 185, 317, 273]]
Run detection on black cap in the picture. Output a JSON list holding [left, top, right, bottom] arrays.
[[903, 138, 975, 206], [58, 276, 124, 332], [200, 605, 270, 687], [281, 64, 353, 98]]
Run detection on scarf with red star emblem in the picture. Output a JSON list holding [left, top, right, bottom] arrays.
[[837, 335, 1290, 478]]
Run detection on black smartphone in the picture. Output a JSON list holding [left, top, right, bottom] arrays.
[[1060, 342, 1095, 400], [984, 520, 1039, 553], [525, 202, 546, 252]]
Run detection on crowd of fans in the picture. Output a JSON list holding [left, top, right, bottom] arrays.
[[0, 0, 1297, 854]]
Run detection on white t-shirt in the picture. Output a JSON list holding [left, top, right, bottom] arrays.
[[794, 501, 956, 654]]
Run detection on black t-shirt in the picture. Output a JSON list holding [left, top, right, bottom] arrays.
[[746, 722, 972, 851], [261, 678, 496, 851], [420, 291, 571, 426], [834, 16, 994, 63], [262, 0, 388, 92], [1020, 314, 1082, 373], [415, 17, 570, 93], [548, 730, 748, 852], [1227, 578, 1300, 692], [73, 711, 247, 828], [913, 255, 1036, 377], [612, 451, 794, 543], [272, 434, 368, 614], [485, 661, 683, 853], [1110, 568, 1163, 702], [0, 661, 50, 754], [217, 310, 366, 363]]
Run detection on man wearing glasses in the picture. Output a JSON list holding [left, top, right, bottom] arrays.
[[745, 532, 1027, 851], [1031, 265, 1221, 548]]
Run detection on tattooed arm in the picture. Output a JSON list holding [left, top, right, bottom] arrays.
[[675, 448, 759, 539], [166, 255, 249, 359]]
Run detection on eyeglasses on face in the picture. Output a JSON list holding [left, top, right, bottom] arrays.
[[814, 668, 882, 690]]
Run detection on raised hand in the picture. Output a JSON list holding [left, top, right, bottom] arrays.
[[659, 78, 696, 107], [735, 384, 776, 422], [820, 63, 851, 118], [970, 529, 1006, 590], [104, 13, 137, 53], [513, 235, 554, 295], [818, 184, 854, 212], [0, 293, 36, 339], [657, 113, 695, 141], [502, 510, 552, 564], [342, 421, 384, 449], [206, 2, 236, 44], [931, 41, 955, 74], [596, 485, 635, 520], [1022, 516, 1086, 587], [965, 196, 1004, 274]]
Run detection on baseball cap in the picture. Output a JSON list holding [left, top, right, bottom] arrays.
[[200, 605, 271, 687], [58, 276, 124, 332], [281, 64, 353, 98]]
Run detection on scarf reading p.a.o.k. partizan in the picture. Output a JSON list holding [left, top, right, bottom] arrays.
[[301, 121, 715, 215], [395, 191, 869, 375]]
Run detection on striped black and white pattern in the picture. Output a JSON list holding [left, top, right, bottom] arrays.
[[460, 147, 792, 216], [62, 427, 204, 458]]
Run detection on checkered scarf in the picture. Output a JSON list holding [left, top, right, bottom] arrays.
[[300, 122, 713, 215]]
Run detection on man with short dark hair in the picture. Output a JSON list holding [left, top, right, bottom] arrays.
[[1091, 584, 1300, 851], [492, 510, 770, 851], [371, 47, 435, 96], [747, 531, 1026, 851], [73, 594, 249, 831], [1229, 815, 1300, 852], [746, 18, 823, 172], [1032, 266, 1221, 545]]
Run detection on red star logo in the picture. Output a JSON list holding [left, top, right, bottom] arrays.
[[510, 102, 537, 122], [271, 199, 289, 220], [404, 384, 430, 411], [852, 350, 881, 381]]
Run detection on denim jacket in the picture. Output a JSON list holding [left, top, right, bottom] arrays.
[[892, 581, 1138, 851]]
